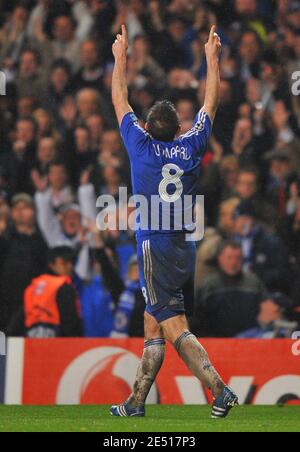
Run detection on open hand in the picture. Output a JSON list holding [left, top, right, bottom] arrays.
[[80, 166, 93, 186], [31, 169, 48, 193]]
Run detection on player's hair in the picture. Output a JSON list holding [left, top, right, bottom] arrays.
[[146, 101, 180, 142]]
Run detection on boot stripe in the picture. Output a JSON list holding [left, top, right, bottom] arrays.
[[120, 405, 127, 416], [212, 406, 226, 412]]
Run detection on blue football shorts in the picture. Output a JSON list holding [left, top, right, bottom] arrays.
[[137, 233, 196, 323]]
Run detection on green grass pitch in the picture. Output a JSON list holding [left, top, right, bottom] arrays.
[[0, 405, 299, 432]]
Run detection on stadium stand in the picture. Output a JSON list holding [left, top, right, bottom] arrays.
[[0, 0, 300, 338]]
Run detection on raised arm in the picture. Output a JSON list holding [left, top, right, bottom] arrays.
[[203, 25, 222, 123], [112, 24, 133, 125]]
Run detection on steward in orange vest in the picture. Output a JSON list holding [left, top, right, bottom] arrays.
[[24, 247, 82, 337]]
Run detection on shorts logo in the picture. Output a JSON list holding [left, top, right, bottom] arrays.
[[168, 298, 180, 307]]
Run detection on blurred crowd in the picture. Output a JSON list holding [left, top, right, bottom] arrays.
[[1, 0, 300, 339]]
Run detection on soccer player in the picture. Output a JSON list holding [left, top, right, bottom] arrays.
[[110, 25, 238, 419]]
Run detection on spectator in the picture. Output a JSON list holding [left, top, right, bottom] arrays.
[[265, 148, 294, 219], [80, 225, 143, 338], [111, 254, 145, 338], [47, 162, 74, 209], [33, 14, 81, 71], [32, 137, 58, 179], [24, 246, 82, 338], [200, 155, 240, 223], [69, 126, 94, 185], [237, 293, 297, 338], [76, 88, 101, 121], [210, 79, 239, 151], [79, 243, 117, 337], [195, 197, 240, 289], [17, 96, 38, 117], [233, 200, 291, 292], [156, 15, 187, 71], [85, 113, 104, 152], [234, 168, 277, 229], [0, 5, 30, 67], [44, 59, 73, 115], [176, 98, 196, 123], [238, 30, 263, 81], [0, 193, 48, 334], [191, 240, 266, 338], [16, 49, 48, 100], [195, 228, 222, 289], [195, 193, 242, 290], [0, 117, 37, 195], [219, 197, 241, 237], [33, 108, 60, 141], [1, 1, 300, 338], [231, 118, 268, 167], [282, 179, 300, 261], [72, 39, 104, 92], [99, 64, 118, 128], [130, 35, 166, 90]]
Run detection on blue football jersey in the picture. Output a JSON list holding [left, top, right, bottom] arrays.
[[120, 109, 212, 237]]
